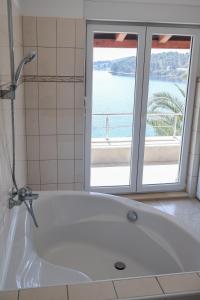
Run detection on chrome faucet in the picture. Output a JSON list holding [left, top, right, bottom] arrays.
[[9, 186, 39, 227]]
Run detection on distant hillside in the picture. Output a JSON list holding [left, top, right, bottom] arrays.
[[94, 52, 189, 81]]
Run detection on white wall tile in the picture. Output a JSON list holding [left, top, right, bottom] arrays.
[[37, 17, 56, 47], [41, 184, 57, 191], [74, 182, 84, 191], [39, 82, 57, 109], [75, 82, 84, 108], [22, 16, 37, 47], [58, 183, 74, 190], [39, 109, 57, 135], [26, 109, 39, 135], [15, 108, 26, 136], [0, 14, 9, 47], [57, 82, 74, 109], [27, 161, 40, 184], [75, 109, 84, 134], [75, 134, 84, 159], [57, 135, 74, 159], [27, 135, 39, 160], [40, 135, 57, 160], [75, 48, 85, 76], [24, 17, 86, 190], [75, 19, 85, 49], [38, 47, 56, 76], [75, 159, 84, 183], [25, 82, 39, 109], [28, 184, 41, 191], [57, 109, 74, 134], [40, 160, 57, 184], [57, 18, 75, 47], [57, 48, 75, 76], [58, 159, 74, 183]]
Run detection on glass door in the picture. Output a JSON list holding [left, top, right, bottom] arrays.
[[85, 24, 146, 193], [85, 24, 200, 194], [137, 27, 200, 192]]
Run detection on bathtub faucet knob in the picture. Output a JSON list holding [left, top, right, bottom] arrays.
[[8, 186, 39, 228]]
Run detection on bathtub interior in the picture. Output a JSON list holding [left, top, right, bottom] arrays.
[[31, 192, 200, 282], [2, 191, 200, 290]]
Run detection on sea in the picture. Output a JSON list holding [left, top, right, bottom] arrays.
[[92, 70, 186, 138]]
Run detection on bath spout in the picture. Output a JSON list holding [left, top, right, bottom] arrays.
[[24, 199, 39, 228], [9, 186, 39, 227]]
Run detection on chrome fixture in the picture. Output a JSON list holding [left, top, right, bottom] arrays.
[[4, 0, 39, 227], [0, 51, 37, 99], [9, 187, 39, 228], [127, 210, 138, 223], [14, 51, 36, 85]]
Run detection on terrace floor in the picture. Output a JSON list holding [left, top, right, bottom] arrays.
[[91, 163, 179, 186], [145, 198, 200, 242]]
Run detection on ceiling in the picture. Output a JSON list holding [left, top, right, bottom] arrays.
[[85, 0, 200, 6]]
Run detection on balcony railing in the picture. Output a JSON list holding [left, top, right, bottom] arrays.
[[92, 112, 183, 140]]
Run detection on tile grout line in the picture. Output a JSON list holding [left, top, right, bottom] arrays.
[[36, 16, 41, 190], [55, 18, 58, 191], [196, 272, 200, 278], [74, 19, 76, 190], [66, 284, 69, 300], [21, 18, 28, 187], [155, 276, 165, 295], [112, 280, 119, 299]]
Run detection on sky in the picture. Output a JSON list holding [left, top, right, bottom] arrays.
[[93, 48, 190, 62]]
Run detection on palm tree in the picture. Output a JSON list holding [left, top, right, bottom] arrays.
[[147, 84, 186, 137]]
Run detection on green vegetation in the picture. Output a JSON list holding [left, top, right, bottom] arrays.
[[94, 52, 189, 81], [147, 84, 185, 136]]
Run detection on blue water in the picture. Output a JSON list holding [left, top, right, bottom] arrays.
[[92, 71, 186, 138]]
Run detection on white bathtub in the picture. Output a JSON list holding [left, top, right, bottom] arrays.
[[2, 191, 200, 290]]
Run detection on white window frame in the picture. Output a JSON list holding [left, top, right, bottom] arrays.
[[85, 23, 146, 193], [85, 23, 200, 194], [136, 26, 200, 193]]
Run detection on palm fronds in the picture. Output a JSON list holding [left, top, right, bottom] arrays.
[[147, 84, 186, 136]]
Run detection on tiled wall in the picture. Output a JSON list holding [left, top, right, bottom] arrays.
[[20, 15, 200, 195], [23, 17, 85, 191], [0, 0, 27, 226]]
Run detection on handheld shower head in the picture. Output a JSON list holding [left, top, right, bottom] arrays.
[[24, 51, 37, 64], [14, 51, 37, 85]]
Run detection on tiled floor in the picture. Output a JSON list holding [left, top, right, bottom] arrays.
[[145, 197, 200, 241], [91, 163, 179, 186], [5, 272, 200, 300]]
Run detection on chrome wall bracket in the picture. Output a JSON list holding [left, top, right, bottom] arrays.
[[0, 85, 15, 100]]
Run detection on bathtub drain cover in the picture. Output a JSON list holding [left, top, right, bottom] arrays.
[[114, 262, 126, 270]]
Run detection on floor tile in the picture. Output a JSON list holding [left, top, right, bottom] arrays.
[[0, 291, 18, 300], [158, 272, 200, 294], [113, 276, 163, 298], [19, 286, 67, 300], [68, 281, 117, 300]]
